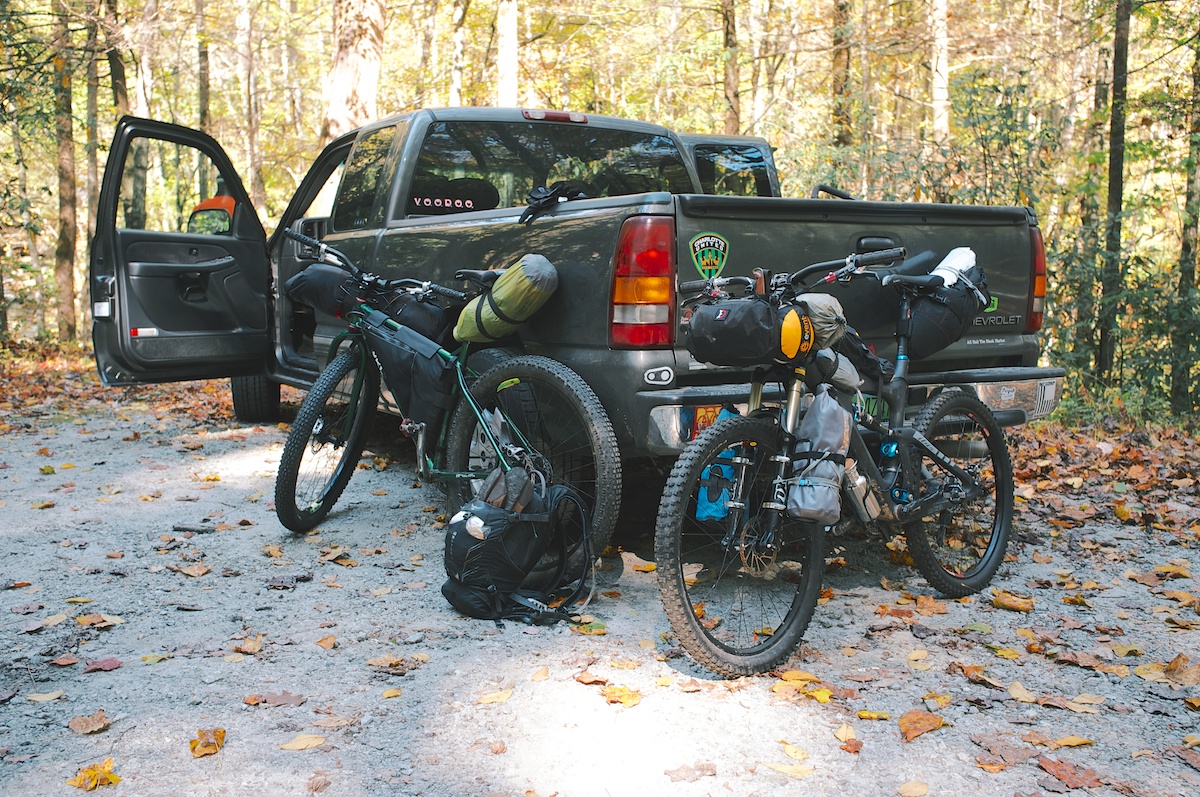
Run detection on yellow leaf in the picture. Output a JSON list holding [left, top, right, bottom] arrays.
[[656, 675, 674, 687], [992, 647, 1021, 660], [382, 688, 403, 698], [66, 757, 120, 790], [600, 685, 642, 706], [857, 710, 890, 721], [610, 658, 641, 670], [477, 689, 513, 705], [280, 733, 326, 750], [65, 597, 93, 604], [43, 613, 67, 626], [762, 762, 814, 778], [804, 686, 833, 703], [778, 670, 820, 683], [27, 691, 65, 702], [189, 728, 226, 758], [315, 636, 337, 650], [411, 653, 431, 663], [312, 716, 356, 728], [1184, 734, 1200, 749], [781, 743, 809, 761], [1008, 681, 1037, 703], [632, 562, 656, 572], [992, 589, 1035, 612], [531, 666, 549, 682], [898, 782, 929, 797], [1053, 735, 1093, 748], [224, 653, 245, 663], [834, 723, 856, 743]]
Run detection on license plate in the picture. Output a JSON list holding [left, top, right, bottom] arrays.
[[690, 405, 723, 439], [860, 394, 888, 418]]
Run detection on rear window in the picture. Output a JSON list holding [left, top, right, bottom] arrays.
[[403, 121, 693, 217], [693, 144, 773, 197]]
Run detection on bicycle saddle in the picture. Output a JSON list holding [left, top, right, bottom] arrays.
[[455, 269, 503, 288]]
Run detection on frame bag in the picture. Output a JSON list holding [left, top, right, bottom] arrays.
[[361, 310, 454, 430]]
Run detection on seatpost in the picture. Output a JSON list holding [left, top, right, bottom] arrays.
[[883, 294, 913, 431]]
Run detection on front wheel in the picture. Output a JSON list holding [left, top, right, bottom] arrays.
[[444, 355, 622, 585], [275, 345, 379, 532], [902, 389, 1014, 597], [655, 416, 825, 677]]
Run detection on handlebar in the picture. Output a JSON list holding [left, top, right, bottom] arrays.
[[679, 275, 755, 294]]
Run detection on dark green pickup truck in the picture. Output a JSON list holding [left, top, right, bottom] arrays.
[[90, 108, 1062, 464]]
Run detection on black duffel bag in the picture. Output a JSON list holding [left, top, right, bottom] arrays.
[[687, 295, 817, 367], [284, 263, 356, 317], [908, 263, 990, 361]]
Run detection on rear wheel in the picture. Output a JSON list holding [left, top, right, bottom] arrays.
[[444, 355, 621, 585], [902, 389, 1013, 597], [275, 345, 379, 532], [655, 415, 825, 677]]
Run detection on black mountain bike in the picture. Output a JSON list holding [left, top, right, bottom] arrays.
[[655, 247, 1013, 676], [273, 229, 621, 583]]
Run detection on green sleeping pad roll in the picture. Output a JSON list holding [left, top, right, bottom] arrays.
[[453, 254, 559, 343]]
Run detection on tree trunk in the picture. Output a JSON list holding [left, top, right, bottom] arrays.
[[53, 4, 78, 342], [196, 0, 210, 196], [1171, 28, 1200, 414], [320, 0, 386, 143], [9, 120, 43, 338], [86, 0, 100, 260], [930, 0, 950, 146], [416, 0, 441, 106], [103, 0, 129, 115], [1096, 0, 1131, 386], [237, 0, 266, 213], [449, 0, 471, 106], [832, 0, 853, 147], [496, 0, 517, 106], [720, 0, 739, 135], [1075, 45, 1109, 375]]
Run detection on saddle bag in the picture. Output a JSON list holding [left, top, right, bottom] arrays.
[[908, 248, 991, 361]]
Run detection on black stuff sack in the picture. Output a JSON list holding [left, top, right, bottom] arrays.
[[908, 248, 991, 361], [687, 296, 817, 367], [284, 264, 355, 317], [441, 468, 593, 623], [787, 384, 852, 525], [360, 309, 453, 430]]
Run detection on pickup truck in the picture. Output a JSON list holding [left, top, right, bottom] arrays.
[[90, 108, 1062, 469]]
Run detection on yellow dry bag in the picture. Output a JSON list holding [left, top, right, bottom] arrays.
[[453, 254, 558, 342]]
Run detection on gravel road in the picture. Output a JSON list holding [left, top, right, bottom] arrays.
[[1, 375, 1198, 797]]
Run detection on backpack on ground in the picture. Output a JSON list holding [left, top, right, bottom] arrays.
[[441, 467, 592, 624]]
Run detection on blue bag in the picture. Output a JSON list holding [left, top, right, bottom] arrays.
[[695, 407, 740, 521]]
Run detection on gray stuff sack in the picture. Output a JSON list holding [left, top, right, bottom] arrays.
[[787, 384, 852, 524]]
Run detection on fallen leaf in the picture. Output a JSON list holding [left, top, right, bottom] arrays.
[[600, 685, 642, 706], [834, 723, 856, 743], [477, 689, 513, 705], [992, 589, 1035, 612], [312, 716, 356, 728], [190, 728, 226, 757], [28, 690, 65, 702], [664, 762, 717, 782], [1008, 681, 1038, 703], [51, 654, 80, 666], [234, 634, 264, 655], [632, 562, 656, 572], [315, 636, 337, 650], [1037, 755, 1102, 789], [858, 710, 889, 720], [1053, 735, 1094, 748], [762, 761, 814, 778], [66, 757, 120, 790], [575, 670, 608, 685], [382, 688, 403, 698], [781, 743, 809, 761], [411, 653, 431, 663], [898, 782, 928, 797], [83, 658, 123, 673], [898, 709, 944, 742], [531, 666, 549, 682], [280, 733, 325, 750], [68, 710, 110, 735], [65, 597, 93, 604], [778, 670, 820, 683]]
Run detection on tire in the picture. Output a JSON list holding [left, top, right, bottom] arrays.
[[231, 374, 281, 422], [274, 345, 379, 532], [655, 415, 825, 677], [444, 355, 621, 584], [901, 389, 1014, 597]]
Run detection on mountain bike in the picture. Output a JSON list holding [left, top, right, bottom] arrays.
[[273, 229, 621, 583], [655, 247, 1013, 676]]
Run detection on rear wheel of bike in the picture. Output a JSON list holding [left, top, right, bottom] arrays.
[[275, 345, 379, 532], [444, 355, 621, 585], [902, 389, 1014, 597], [655, 416, 825, 678]]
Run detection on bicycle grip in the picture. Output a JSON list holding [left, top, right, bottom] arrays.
[[284, 228, 324, 250], [430, 283, 468, 302], [679, 279, 709, 293], [856, 247, 906, 267]]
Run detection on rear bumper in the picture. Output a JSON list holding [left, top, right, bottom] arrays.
[[640, 366, 1063, 457]]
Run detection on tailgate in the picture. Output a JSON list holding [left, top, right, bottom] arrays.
[[673, 194, 1039, 374]]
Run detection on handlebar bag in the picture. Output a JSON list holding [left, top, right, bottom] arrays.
[[787, 384, 851, 525], [908, 254, 990, 361], [283, 263, 356, 317], [687, 296, 817, 367], [362, 310, 454, 430], [453, 254, 558, 343]]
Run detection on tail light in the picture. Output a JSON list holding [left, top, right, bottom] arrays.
[[1026, 226, 1047, 333], [610, 216, 675, 348]]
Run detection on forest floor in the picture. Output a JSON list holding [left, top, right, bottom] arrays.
[[1, 345, 1199, 797]]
